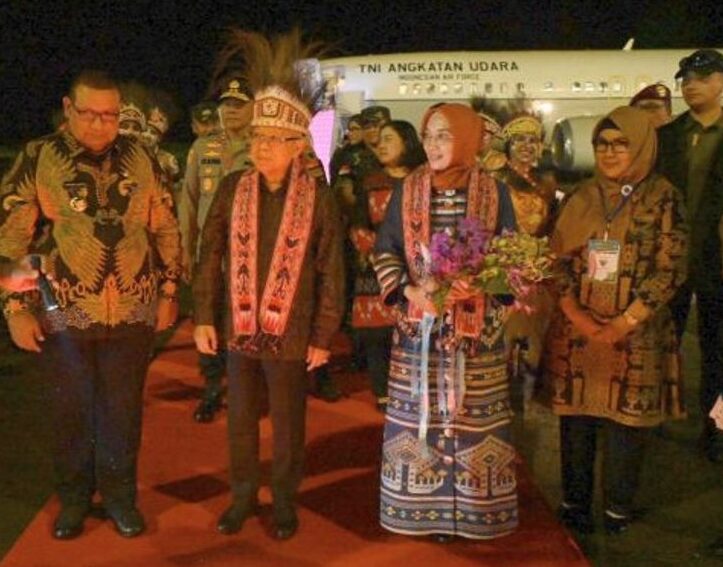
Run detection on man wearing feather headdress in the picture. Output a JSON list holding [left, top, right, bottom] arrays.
[[0, 70, 182, 540], [193, 29, 344, 540]]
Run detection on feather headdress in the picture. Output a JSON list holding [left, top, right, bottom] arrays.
[[210, 28, 328, 134]]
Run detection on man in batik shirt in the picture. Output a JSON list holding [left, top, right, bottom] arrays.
[[0, 70, 181, 540]]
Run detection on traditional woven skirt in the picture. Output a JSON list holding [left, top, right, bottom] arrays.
[[380, 336, 518, 539]]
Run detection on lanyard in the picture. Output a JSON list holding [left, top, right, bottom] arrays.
[[597, 183, 636, 240]]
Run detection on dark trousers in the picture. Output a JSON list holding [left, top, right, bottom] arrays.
[[41, 329, 153, 508], [356, 326, 393, 398], [226, 354, 307, 507], [560, 416, 650, 518], [199, 350, 226, 399], [670, 283, 723, 418]]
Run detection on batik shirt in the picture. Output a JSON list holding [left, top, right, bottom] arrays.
[[0, 131, 181, 335]]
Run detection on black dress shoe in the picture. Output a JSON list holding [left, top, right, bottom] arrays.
[[431, 533, 455, 543], [603, 511, 630, 535], [194, 394, 222, 423], [217, 500, 257, 535], [53, 504, 90, 540], [707, 535, 723, 557], [557, 503, 594, 534], [272, 506, 298, 540], [702, 426, 723, 463], [311, 381, 342, 403], [107, 505, 146, 538]]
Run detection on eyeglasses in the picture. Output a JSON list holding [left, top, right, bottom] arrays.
[[422, 132, 454, 145], [594, 137, 631, 154], [70, 101, 120, 124], [251, 133, 303, 145]]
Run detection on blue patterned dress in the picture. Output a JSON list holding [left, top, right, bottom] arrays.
[[373, 169, 519, 539]]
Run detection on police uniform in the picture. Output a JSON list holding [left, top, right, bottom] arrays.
[[178, 79, 252, 422]]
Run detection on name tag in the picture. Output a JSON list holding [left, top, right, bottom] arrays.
[[587, 239, 621, 283]]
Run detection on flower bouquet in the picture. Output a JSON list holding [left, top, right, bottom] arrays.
[[428, 218, 554, 314]]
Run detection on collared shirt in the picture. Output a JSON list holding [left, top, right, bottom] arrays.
[[0, 131, 181, 335], [178, 129, 251, 272], [684, 110, 723, 218]]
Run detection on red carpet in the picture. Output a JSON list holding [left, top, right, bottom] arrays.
[[2, 320, 589, 567]]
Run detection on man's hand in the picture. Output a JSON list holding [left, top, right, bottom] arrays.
[[592, 315, 634, 345], [0, 256, 40, 293], [7, 311, 44, 352], [306, 346, 331, 372], [155, 297, 179, 332], [194, 324, 218, 354]]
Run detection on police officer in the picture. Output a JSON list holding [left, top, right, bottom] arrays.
[[179, 78, 253, 422]]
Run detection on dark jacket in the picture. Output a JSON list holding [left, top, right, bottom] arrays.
[[193, 164, 345, 360], [657, 110, 723, 292]]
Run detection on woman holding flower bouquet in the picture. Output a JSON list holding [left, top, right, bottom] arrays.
[[372, 103, 520, 541], [543, 106, 687, 535], [349, 120, 426, 411]]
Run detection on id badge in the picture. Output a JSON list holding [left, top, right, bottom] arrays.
[[587, 239, 621, 283]]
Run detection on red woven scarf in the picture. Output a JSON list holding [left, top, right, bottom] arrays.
[[402, 164, 499, 338], [229, 157, 316, 352]]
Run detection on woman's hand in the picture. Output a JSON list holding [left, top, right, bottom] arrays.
[[404, 280, 438, 315], [561, 298, 602, 340], [444, 277, 479, 308], [592, 315, 635, 345]]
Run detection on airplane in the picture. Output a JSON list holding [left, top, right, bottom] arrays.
[[308, 43, 720, 174]]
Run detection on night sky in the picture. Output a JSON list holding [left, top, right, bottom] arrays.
[[1, 0, 722, 142]]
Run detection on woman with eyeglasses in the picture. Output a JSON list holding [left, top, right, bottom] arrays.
[[542, 106, 688, 535], [372, 104, 518, 541], [349, 120, 426, 411]]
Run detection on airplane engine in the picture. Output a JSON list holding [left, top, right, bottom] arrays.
[[551, 115, 602, 172]]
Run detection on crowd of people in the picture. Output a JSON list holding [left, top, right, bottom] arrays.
[[0, 29, 721, 556]]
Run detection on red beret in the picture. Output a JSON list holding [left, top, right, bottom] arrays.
[[630, 83, 671, 107]]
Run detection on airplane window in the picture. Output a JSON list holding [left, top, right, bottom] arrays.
[[544, 81, 554, 91], [399, 84, 408, 95], [439, 83, 449, 94], [516, 82, 525, 94], [485, 82, 493, 94], [572, 82, 582, 92], [585, 81, 595, 92], [426, 83, 435, 94], [612, 82, 622, 93], [413, 84, 422, 95]]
